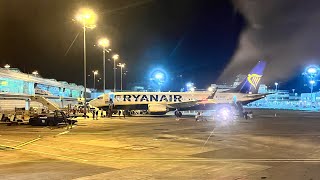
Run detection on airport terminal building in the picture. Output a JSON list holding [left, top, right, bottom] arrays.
[[246, 84, 320, 111], [0, 67, 85, 97], [0, 67, 88, 111]]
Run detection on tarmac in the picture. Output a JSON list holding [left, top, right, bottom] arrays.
[[1, 110, 320, 179]]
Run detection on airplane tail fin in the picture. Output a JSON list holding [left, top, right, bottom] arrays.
[[226, 60, 267, 94]]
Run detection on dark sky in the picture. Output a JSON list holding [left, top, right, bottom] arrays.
[[0, 0, 246, 90]]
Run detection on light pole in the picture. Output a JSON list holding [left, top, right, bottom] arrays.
[[93, 70, 98, 89], [274, 82, 278, 91], [98, 38, 110, 93], [274, 82, 279, 101], [310, 80, 315, 93], [117, 63, 125, 91], [304, 66, 319, 94], [75, 8, 97, 117], [112, 54, 119, 92]]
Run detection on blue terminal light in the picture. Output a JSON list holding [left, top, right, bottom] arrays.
[[186, 82, 194, 88], [186, 82, 195, 92], [305, 65, 319, 77], [149, 68, 168, 91], [155, 72, 164, 80], [149, 68, 167, 82], [307, 67, 317, 74]]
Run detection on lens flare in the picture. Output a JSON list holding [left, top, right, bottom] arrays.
[[214, 105, 238, 127]]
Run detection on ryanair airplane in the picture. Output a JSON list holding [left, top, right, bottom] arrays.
[[90, 61, 267, 115], [90, 91, 216, 115]]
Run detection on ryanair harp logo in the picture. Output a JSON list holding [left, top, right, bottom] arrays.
[[247, 74, 262, 89]]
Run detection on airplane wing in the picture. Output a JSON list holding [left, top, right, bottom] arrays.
[[167, 100, 203, 109], [244, 92, 273, 98], [239, 93, 273, 105], [167, 90, 217, 109]]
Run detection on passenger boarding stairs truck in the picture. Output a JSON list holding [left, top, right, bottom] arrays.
[[0, 95, 76, 126], [30, 95, 60, 111]]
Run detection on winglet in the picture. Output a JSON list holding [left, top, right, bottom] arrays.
[[207, 89, 217, 99]]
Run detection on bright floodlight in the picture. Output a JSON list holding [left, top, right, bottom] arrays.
[[310, 80, 316, 85], [75, 8, 97, 28], [155, 72, 164, 80], [208, 87, 213, 92], [93, 70, 98, 75], [190, 87, 195, 92], [112, 54, 119, 60], [274, 82, 279, 86], [98, 38, 110, 48], [118, 63, 125, 68], [307, 67, 317, 74], [4, 64, 10, 69], [32, 71, 38, 75]]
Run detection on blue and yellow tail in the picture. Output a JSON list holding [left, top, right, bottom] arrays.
[[228, 60, 267, 93]]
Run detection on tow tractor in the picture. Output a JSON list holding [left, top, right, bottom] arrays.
[[0, 108, 30, 125], [0, 113, 10, 123], [29, 110, 77, 126]]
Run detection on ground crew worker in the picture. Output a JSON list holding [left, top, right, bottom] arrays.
[[244, 111, 248, 120], [195, 112, 200, 121], [174, 109, 180, 121], [123, 110, 126, 119]]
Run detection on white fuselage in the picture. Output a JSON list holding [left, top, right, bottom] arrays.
[[89, 91, 211, 109], [89, 91, 265, 111]]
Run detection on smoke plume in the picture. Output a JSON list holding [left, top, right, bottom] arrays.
[[219, 0, 320, 84]]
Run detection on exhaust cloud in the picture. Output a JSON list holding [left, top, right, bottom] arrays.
[[220, 0, 320, 84]]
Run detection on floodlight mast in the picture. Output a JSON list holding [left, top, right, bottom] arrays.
[[98, 38, 110, 93], [112, 54, 119, 92], [93, 70, 98, 89], [75, 8, 97, 118], [117, 63, 125, 91]]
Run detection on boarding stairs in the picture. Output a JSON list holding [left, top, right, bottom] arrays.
[[30, 95, 60, 111]]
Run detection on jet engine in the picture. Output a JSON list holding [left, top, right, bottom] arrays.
[[148, 104, 169, 115]]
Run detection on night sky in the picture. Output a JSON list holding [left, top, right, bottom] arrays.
[[0, 0, 314, 92]]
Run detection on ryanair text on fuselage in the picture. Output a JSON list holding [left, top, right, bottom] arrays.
[[114, 94, 183, 102]]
